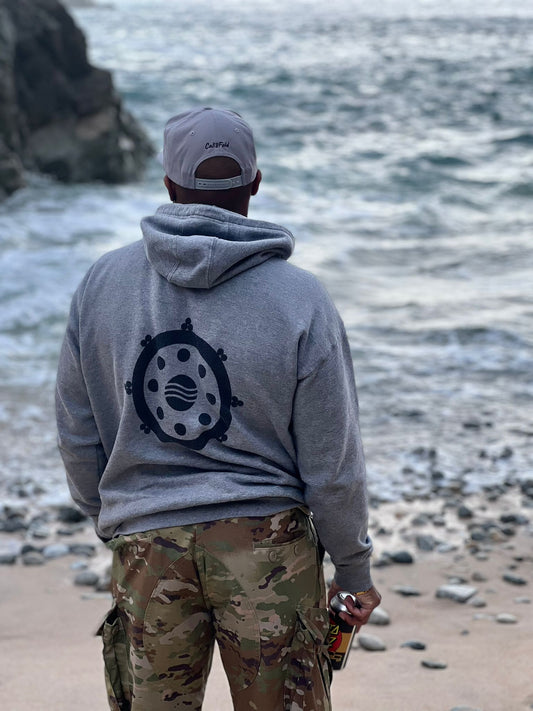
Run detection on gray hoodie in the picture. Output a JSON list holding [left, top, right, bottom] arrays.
[[56, 203, 372, 590]]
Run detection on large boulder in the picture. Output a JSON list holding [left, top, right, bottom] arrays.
[[0, 0, 152, 198]]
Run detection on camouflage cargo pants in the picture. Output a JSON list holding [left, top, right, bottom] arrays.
[[98, 508, 332, 711]]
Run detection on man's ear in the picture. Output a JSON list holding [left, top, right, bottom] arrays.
[[251, 169, 262, 196], [164, 175, 177, 202]]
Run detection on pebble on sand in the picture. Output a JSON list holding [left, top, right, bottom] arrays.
[[421, 659, 448, 669], [392, 585, 422, 597], [357, 633, 387, 652], [368, 607, 390, 626], [496, 613, 518, 624], [436, 584, 478, 603], [502, 572, 528, 586], [401, 640, 426, 650]]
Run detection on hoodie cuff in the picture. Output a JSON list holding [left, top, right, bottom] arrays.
[[333, 563, 374, 594]]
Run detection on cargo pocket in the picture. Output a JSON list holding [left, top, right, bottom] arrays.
[[282, 605, 332, 711], [96, 605, 131, 711]]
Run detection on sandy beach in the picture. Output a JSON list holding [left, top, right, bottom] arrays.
[[1, 488, 531, 711]]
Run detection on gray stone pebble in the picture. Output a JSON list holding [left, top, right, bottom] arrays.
[[401, 640, 426, 650], [22, 551, 46, 566], [421, 659, 447, 669], [392, 585, 422, 597], [468, 597, 487, 608], [496, 613, 518, 624], [386, 550, 415, 564], [502, 572, 528, 586], [450, 707, 482, 711], [514, 597, 531, 604], [368, 607, 390, 626], [0, 540, 22, 564], [357, 633, 387, 651], [437, 542, 458, 554], [43, 543, 71, 559], [416, 534, 437, 551], [69, 543, 97, 557], [436, 584, 478, 603], [74, 570, 99, 586]]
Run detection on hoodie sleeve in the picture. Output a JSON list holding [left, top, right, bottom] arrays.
[[55, 278, 108, 538], [291, 317, 373, 592]]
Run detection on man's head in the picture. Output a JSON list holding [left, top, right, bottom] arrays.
[[161, 107, 261, 216]]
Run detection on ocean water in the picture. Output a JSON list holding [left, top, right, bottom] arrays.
[[1, 0, 532, 506]]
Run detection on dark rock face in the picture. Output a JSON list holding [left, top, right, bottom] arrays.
[[0, 0, 152, 198]]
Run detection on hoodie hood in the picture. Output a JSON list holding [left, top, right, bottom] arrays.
[[141, 203, 295, 289]]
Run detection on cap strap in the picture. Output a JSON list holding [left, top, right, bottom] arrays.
[[194, 176, 244, 191]]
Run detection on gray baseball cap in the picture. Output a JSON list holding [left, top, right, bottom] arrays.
[[160, 107, 258, 190]]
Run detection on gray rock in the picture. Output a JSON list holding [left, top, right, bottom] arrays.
[[43, 543, 70, 559], [387, 550, 414, 564], [468, 597, 487, 608], [436, 584, 478, 603], [448, 576, 468, 585], [393, 585, 422, 597], [421, 659, 447, 669], [0, 0, 153, 200], [69, 543, 96, 557], [74, 570, 99, 586], [437, 542, 458, 554], [514, 597, 531, 604], [0, 517, 28, 533], [0, 540, 22, 564], [416, 534, 437, 551], [368, 607, 390, 626], [357, 633, 387, 651], [401, 640, 426, 650], [57, 506, 87, 524], [503, 572, 528, 586], [70, 560, 88, 571], [22, 551, 46, 566], [500, 513, 529, 525], [457, 505, 474, 519], [471, 572, 488, 582], [31, 525, 51, 539], [496, 613, 518, 624], [450, 707, 482, 711]]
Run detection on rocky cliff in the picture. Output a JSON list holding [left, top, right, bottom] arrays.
[[0, 0, 152, 199]]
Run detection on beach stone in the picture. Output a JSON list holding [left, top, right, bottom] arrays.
[[387, 550, 414, 564], [437, 542, 458, 554], [0, 517, 28, 533], [433, 515, 446, 527], [502, 572, 527, 586], [74, 570, 99, 586], [448, 576, 468, 585], [393, 585, 422, 597], [22, 551, 46, 566], [469, 597, 487, 608], [358, 633, 387, 651], [0, 540, 22, 564], [373, 554, 393, 568], [31, 525, 51, 539], [514, 597, 531, 604], [70, 560, 89, 571], [401, 640, 426, 650], [57, 523, 86, 536], [69, 543, 97, 557], [57, 506, 87, 524], [475, 552, 489, 561], [95, 572, 112, 592], [411, 514, 431, 526], [436, 584, 478, 603], [450, 707, 481, 711], [43, 543, 70, 559], [421, 659, 447, 669], [500, 513, 529, 525], [471, 572, 488, 582], [368, 607, 390, 626], [416, 534, 437, 551], [457, 505, 474, 519], [496, 613, 517, 624]]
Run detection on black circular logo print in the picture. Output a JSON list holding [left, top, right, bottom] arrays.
[[126, 320, 242, 450]]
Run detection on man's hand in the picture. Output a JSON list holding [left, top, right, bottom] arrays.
[[328, 581, 382, 628]]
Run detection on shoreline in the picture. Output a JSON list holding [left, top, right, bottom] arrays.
[[1, 486, 531, 710]]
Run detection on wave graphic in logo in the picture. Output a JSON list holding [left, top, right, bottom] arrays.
[[165, 374, 198, 411]]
